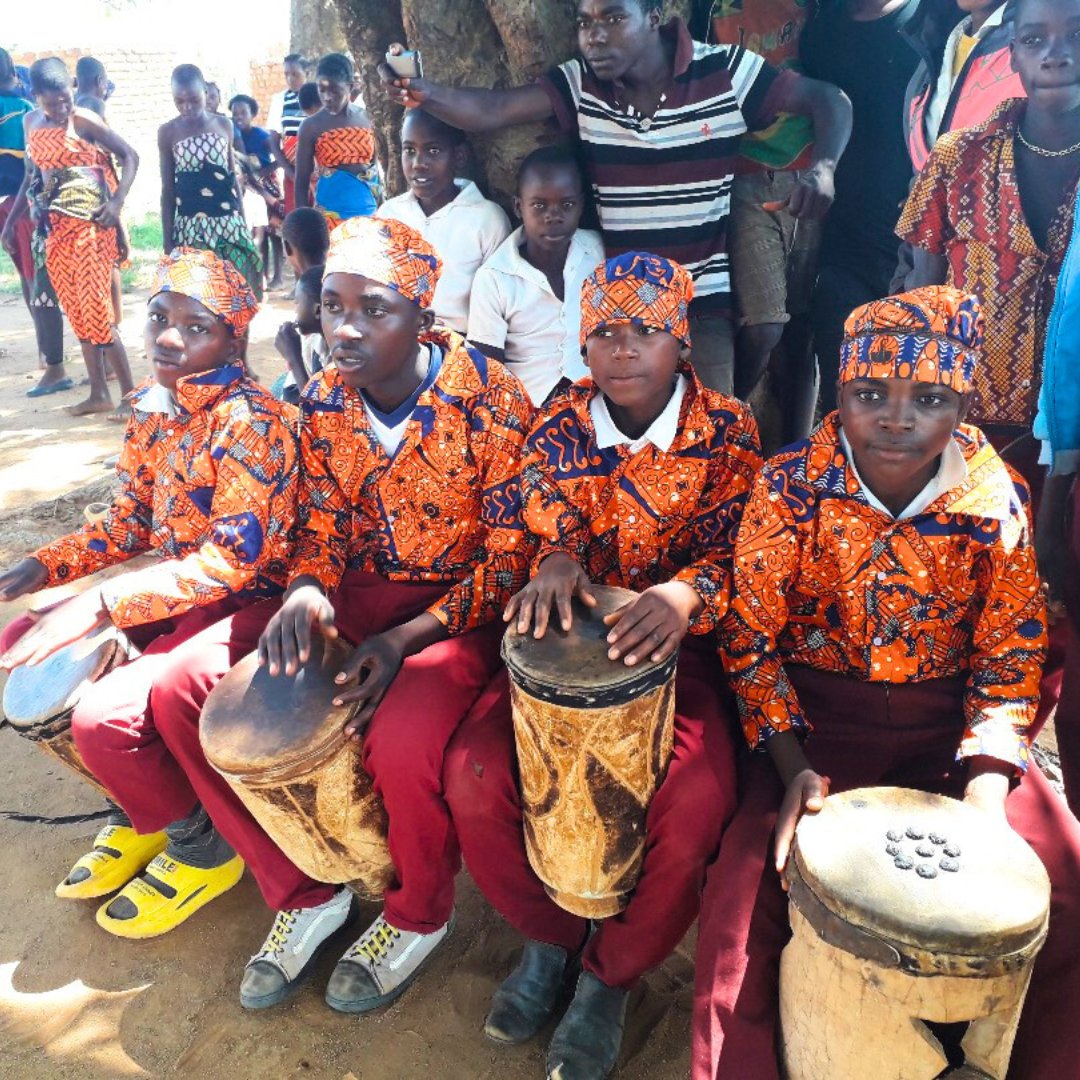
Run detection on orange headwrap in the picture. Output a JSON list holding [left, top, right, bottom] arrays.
[[150, 247, 259, 336], [839, 285, 982, 395], [579, 252, 693, 351], [325, 216, 442, 309]]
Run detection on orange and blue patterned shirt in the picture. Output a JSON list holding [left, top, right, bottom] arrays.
[[290, 331, 534, 635], [723, 414, 1046, 771], [33, 364, 298, 628], [521, 373, 762, 635]]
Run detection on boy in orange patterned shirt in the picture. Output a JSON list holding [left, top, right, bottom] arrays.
[[693, 286, 1080, 1080], [0, 247, 298, 935], [444, 253, 762, 1080]]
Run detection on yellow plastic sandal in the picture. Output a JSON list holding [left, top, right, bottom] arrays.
[[55, 826, 168, 900], [95, 852, 245, 939]]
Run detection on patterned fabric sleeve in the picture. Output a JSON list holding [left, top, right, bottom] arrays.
[[959, 516, 1047, 773], [32, 417, 155, 586], [896, 134, 958, 254], [427, 372, 535, 635], [99, 413, 299, 627], [669, 405, 762, 634], [721, 467, 811, 751]]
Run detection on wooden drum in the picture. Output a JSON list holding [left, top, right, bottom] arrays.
[[199, 634, 393, 899], [2, 623, 128, 794], [780, 787, 1050, 1080], [503, 585, 677, 919]]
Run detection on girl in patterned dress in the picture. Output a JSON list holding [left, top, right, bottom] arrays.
[[158, 65, 262, 298]]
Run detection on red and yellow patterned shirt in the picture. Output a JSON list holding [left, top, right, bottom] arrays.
[[897, 100, 1080, 428], [290, 331, 534, 635], [33, 364, 298, 628], [723, 414, 1046, 771], [522, 375, 762, 634]]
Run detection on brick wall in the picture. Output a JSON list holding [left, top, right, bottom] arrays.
[[249, 59, 285, 122]]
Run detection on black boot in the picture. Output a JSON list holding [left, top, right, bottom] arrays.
[[545, 971, 628, 1080], [485, 940, 572, 1044]]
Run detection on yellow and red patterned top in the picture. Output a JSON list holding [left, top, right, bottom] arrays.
[[723, 414, 1046, 771], [290, 331, 534, 635], [522, 374, 761, 635], [32, 364, 298, 628]]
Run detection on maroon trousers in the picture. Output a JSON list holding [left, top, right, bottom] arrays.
[[444, 643, 739, 989], [691, 665, 1080, 1080]]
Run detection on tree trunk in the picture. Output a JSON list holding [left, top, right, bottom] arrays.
[[291, 0, 349, 67], [329, 0, 692, 208]]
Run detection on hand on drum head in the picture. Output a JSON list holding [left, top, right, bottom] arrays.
[[504, 553, 596, 639], [775, 769, 830, 891], [603, 581, 701, 666], [257, 582, 338, 677], [0, 587, 110, 670], [332, 632, 405, 739], [0, 558, 49, 604]]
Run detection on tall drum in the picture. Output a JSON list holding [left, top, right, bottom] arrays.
[[200, 635, 393, 899], [503, 585, 677, 919], [780, 787, 1050, 1080]]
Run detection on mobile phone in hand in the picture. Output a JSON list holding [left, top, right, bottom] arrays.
[[385, 50, 423, 80]]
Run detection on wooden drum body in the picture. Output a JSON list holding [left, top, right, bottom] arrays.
[[503, 585, 677, 919], [779, 787, 1050, 1080], [199, 635, 393, 899], [1, 624, 127, 794]]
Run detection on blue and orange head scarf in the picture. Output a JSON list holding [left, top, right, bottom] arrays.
[[151, 248, 259, 336], [325, 216, 442, 309], [579, 252, 693, 351], [839, 286, 982, 395]]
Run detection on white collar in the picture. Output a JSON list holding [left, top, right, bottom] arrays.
[[136, 382, 181, 419], [965, 4, 1006, 38], [590, 374, 687, 454], [839, 428, 969, 520]]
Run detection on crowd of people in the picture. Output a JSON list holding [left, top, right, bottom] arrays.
[[0, 0, 1079, 1077]]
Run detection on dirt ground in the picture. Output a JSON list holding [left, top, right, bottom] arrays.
[[0, 291, 694, 1079]]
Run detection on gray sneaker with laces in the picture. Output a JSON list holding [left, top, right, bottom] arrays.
[[240, 888, 353, 1009], [325, 910, 454, 1013]]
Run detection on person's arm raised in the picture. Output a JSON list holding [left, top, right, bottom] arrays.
[[378, 45, 553, 133]]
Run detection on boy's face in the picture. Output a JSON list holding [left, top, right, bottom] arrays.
[[172, 80, 205, 119], [294, 288, 321, 335], [38, 88, 74, 125], [320, 272, 434, 392], [514, 164, 585, 253], [145, 292, 239, 392], [284, 60, 306, 92], [576, 0, 660, 83], [231, 100, 253, 130], [838, 377, 965, 489], [585, 322, 684, 412], [206, 85, 221, 112], [1012, 0, 1080, 114], [317, 76, 350, 114], [401, 114, 460, 204]]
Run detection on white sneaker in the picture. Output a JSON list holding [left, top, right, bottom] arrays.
[[239, 888, 353, 1009], [324, 909, 454, 1013]]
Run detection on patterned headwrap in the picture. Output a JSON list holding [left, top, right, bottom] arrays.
[[150, 248, 259, 336], [579, 252, 693, 351], [325, 216, 442, 309], [839, 285, 982, 394]]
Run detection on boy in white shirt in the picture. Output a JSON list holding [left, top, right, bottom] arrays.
[[468, 146, 603, 407], [376, 111, 509, 333]]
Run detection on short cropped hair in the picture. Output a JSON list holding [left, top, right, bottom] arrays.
[[516, 144, 586, 191], [282, 208, 331, 261], [284, 53, 305, 65], [402, 109, 466, 147], [30, 58, 71, 96], [297, 264, 325, 300], [75, 56, 106, 87], [172, 63, 205, 88], [298, 82, 321, 111], [229, 93, 259, 117], [316, 53, 353, 84]]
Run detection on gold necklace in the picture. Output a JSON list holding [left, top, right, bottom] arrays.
[[1016, 127, 1080, 158]]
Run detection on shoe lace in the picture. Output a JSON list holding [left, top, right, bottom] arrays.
[[260, 909, 299, 959], [349, 917, 401, 965]]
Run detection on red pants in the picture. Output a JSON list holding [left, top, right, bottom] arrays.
[[692, 665, 1080, 1080], [444, 643, 739, 989], [86, 572, 502, 926], [1055, 476, 1080, 815], [0, 196, 33, 284]]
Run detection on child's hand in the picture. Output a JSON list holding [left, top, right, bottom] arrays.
[[504, 553, 596, 638], [603, 581, 701, 666], [378, 44, 431, 109], [332, 632, 405, 739], [275, 321, 303, 361], [257, 581, 338, 676], [0, 588, 110, 670], [0, 558, 48, 603], [774, 769, 830, 888]]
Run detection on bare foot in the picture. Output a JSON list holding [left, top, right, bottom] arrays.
[[106, 401, 132, 424], [67, 396, 115, 417]]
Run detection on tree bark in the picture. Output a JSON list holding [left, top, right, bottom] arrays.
[[291, 0, 349, 68]]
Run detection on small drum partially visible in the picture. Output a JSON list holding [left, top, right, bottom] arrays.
[[780, 786, 1050, 1080], [200, 635, 393, 899], [503, 585, 678, 919], [2, 623, 128, 793]]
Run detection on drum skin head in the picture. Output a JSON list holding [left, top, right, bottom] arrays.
[[793, 787, 1050, 957], [3, 626, 122, 729], [200, 635, 356, 776]]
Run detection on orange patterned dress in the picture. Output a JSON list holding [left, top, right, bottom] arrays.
[[27, 125, 119, 345]]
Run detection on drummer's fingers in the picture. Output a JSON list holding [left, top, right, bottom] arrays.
[[555, 584, 575, 633], [514, 590, 537, 635], [504, 591, 523, 624], [649, 629, 682, 664], [533, 586, 556, 639], [281, 612, 308, 676], [575, 576, 598, 608]]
